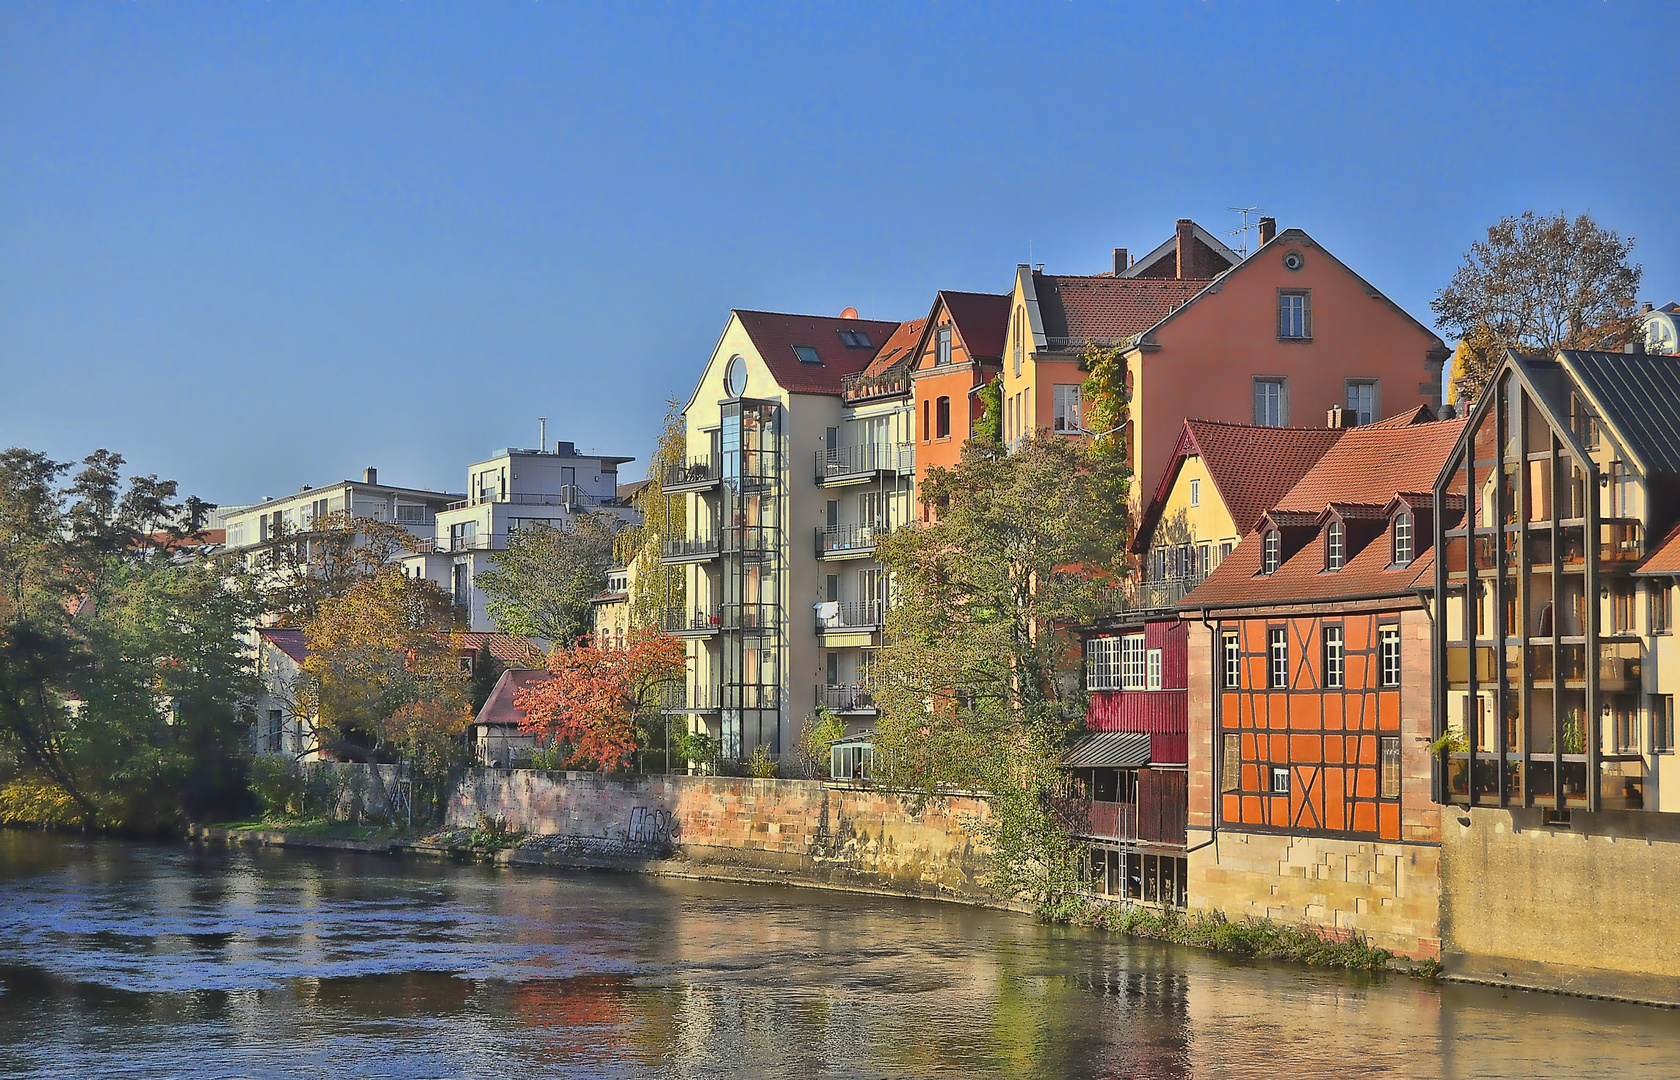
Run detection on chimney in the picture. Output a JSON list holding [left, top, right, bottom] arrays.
[[1175, 219, 1195, 279], [363, 467, 377, 485], [1113, 248, 1128, 275], [1328, 404, 1355, 429], [1641, 301, 1655, 313], [1258, 216, 1277, 247]]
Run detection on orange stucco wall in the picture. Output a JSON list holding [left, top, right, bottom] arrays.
[[1129, 238, 1443, 507], [911, 299, 997, 505]]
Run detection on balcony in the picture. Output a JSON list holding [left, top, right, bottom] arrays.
[[1057, 795, 1187, 847], [816, 523, 882, 560], [815, 600, 883, 633], [661, 682, 720, 712], [430, 531, 508, 554], [819, 683, 878, 714], [663, 606, 722, 636], [662, 536, 720, 564], [1095, 573, 1205, 620], [721, 526, 777, 556], [815, 443, 913, 486], [444, 487, 624, 512], [662, 457, 720, 492], [841, 369, 910, 403]]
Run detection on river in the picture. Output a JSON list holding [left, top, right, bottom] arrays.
[[0, 832, 1676, 1079]]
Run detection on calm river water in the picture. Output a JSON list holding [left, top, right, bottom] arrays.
[[1, 833, 1677, 1079]]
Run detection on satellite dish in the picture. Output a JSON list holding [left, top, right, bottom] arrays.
[[839, 307, 859, 320]]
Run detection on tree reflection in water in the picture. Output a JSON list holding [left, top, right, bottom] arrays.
[[0, 833, 1676, 1079]]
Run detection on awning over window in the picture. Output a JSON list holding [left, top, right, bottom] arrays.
[[1060, 731, 1152, 768]]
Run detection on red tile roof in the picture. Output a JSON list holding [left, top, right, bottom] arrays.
[[940, 290, 1011, 360], [258, 627, 309, 664], [858, 318, 928, 380], [1181, 416, 1468, 609], [456, 633, 546, 666], [474, 668, 554, 727], [735, 310, 904, 395], [1637, 522, 1680, 575], [1033, 273, 1210, 348]]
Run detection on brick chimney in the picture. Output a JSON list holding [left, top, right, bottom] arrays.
[[1258, 216, 1277, 247], [1175, 219, 1195, 279], [1113, 248, 1128, 275], [363, 467, 378, 485]]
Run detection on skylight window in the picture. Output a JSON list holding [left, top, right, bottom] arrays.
[[838, 330, 872, 348], [793, 346, 823, 365]]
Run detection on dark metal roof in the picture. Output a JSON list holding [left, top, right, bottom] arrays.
[[1060, 731, 1152, 768], [1559, 350, 1680, 476]]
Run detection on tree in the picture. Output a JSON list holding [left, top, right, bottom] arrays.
[[0, 448, 263, 829], [871, 430, 1130, 907], [614, 397, 687, 630], [515, 627, 685, 772], [973, 377, 1003, 445], [261, 510, 420, 626], [1433, 211, 1643, 402], [477, 514, 618, 647], [467, 642, 505, 717]]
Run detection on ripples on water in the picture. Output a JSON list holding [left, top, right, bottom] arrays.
[[0, 833, 1676, 1079]]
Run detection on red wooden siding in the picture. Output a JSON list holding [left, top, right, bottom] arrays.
[[1086, 618, 1188, 763]]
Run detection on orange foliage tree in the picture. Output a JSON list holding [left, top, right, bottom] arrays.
[[515, 627, 685, 772]]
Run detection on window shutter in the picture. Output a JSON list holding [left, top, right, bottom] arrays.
[[1302, 290, 1312, 337], [1277, 292, 1287, 338], [1221, 733, 1242, 793]]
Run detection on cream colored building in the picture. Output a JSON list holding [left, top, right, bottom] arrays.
[[663, 308, 911, 762]]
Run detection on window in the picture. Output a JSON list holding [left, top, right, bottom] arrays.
[[1197, 543, 1210, 578], [1270, 767, 1291, 794], [1146, 649, 1163, 690], [921, 401, 930, 442], [936, 396, 951, 439], [1262, 530, 1281, 574], [937, 326, 952, 366], [1379, 625, 1401, 687], [1380, 737, 1401, 799], [1323, 626, 1344, 689], [1221, 733, 1242, 792], [1189, 479, 1200, 507], [1345, 381, 1378, 426], [1613, 584, 1636, 634], [793, 345, 823, 364], [1653, 695, 1675, 753], [1219, 540, 1235, 563], [1392, 512, 1414, 566], [452, 563, 470, 606], [1053, 385, 1082, 433], [1121, 634, 1147, 690], [1652, 584, 1672, 635], [1326, 520, 1345, 571], [1254, 378, 1287, 426], [1614, 701, 1640, 753], [1085, 637, 1122, 691], [1013, 306, 1024, 376], [396, 503, 426, 524], [1278, 290, 1311, 339], [837, 329, 872, 348], [1223, 633, 1241, 688], [1269, 627, 1289, 689]]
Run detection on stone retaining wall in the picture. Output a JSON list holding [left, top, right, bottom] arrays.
[[446, 769, 996, 902]]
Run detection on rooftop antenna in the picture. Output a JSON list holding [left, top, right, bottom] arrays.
[[539, 417, 547, 454], [1227, 206, 1264, 258]]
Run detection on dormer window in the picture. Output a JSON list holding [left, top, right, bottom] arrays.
[[1393, 511, 1414, 566], [1262, 530, 1281, 575], [1326, 520, 1345, 571]]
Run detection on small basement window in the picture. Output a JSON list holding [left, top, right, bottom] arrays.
[[793, 346, 823, 364]]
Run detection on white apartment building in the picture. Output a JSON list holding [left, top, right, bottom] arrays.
[[663, 309, 919, 763], [408, 442, 640, 634], [223, 467, 460, 564]]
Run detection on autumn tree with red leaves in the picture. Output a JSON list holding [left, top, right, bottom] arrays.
[[515, 627, 684, 772]]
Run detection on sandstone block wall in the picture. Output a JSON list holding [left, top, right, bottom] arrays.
[[1187, 827, 1441, 960], [446, 769, 995, 902], [1441, 807, 1680, 1004]]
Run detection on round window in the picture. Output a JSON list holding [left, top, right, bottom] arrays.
[[724, 355, 748, 397], [1282, 251, 1305, 271]]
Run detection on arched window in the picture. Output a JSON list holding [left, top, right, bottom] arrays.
[[1326, 520, 1345, 571], [1263, 530, 1281, 575], [1393, 512, 1414, 566], [936, 397, 951, 439]]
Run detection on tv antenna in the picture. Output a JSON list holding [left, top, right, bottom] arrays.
[[1227, 206, 1265, 258]]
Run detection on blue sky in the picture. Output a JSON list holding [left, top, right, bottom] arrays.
[[2, 3, 1674, 505]]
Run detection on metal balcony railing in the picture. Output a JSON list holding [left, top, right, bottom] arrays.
[[444, 486, 621, 512], [841, 370, 911, 402], [815, 443, 913, 484], [662, 535, 720, 561], [815, 523, 882, 558], [663, 606, 722, 633], [721, 526, 776, 555], [816, 600, 884, 632], [819, 683, 878, 713], [1096, 573, 1205, 618], [662, 457, 719, 489], [432, 532, 509, 553]]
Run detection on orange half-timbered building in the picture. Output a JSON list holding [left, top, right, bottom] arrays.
[[1179, 410, 1466, 959]]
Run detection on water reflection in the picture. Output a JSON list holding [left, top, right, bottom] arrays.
[[0, 832, 1675, 1079]]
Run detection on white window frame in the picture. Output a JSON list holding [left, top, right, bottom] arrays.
[[1121, 633, 1146, 690], [1146, 648, 1163, 690], [1223, 633, 1241, 689], [1345, 379, 1379, 426], [1189, 479, 1200, 507], [1278, 290, 1311, 340], [1393, 512, 1414, 566], [1326, 520, 1345, 571], [1271, 767, 1291, 794], [1085, 637, 1123, 691], [1263, 530, 1281, 574], [1324, 625, 1345, 689], [1254, 378, 1287, 427], [937, 326, 952, 366], [1053, 384, 1082, 433], [1269, 627, 1289, 689], [1379, 625, 1401, 688]]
